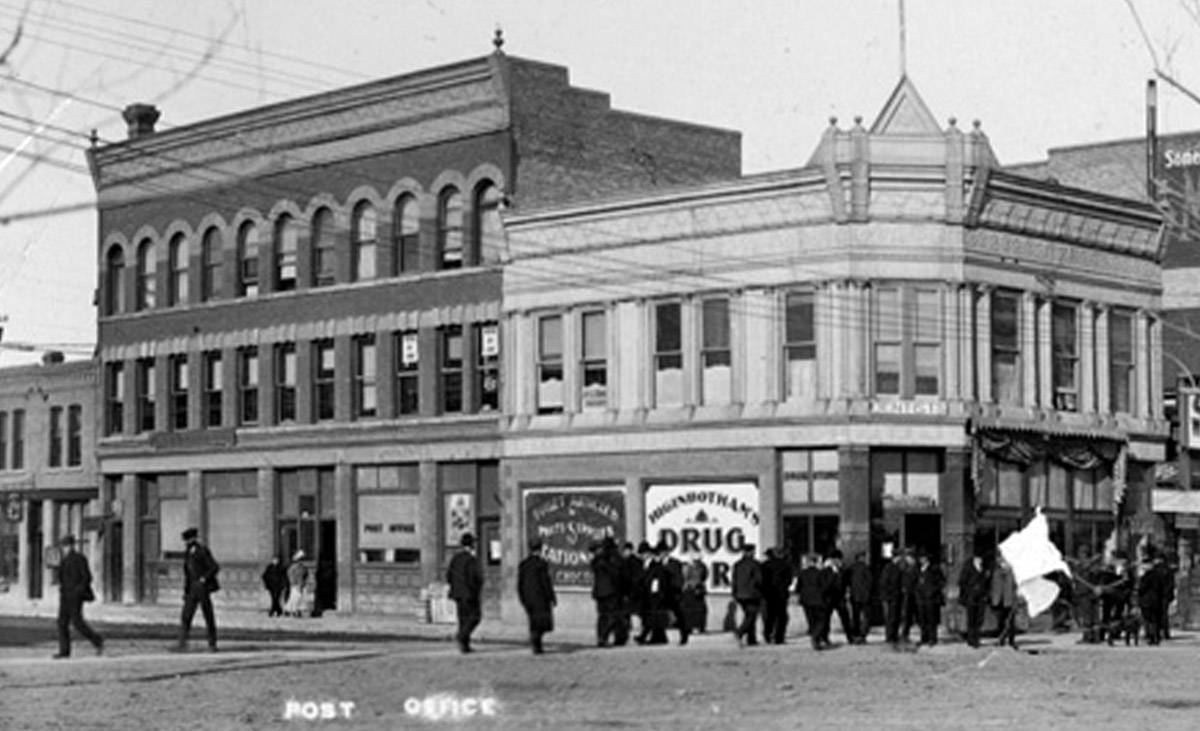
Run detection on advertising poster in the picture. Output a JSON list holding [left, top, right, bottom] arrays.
[[644, 482, 760, 593], [523, 488, 625, 589]]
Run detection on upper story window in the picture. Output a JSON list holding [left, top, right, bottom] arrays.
[[1051, 301, 1079, 412], [701, 297, 732, 405], [200, 228, 222, 302], [274, 215, 298, 292], [1109, 309, 1134, 414], [441, 325, 464, 413], [992, 290, 1022, 404], [312, 208, 337, 288], [393, 194, 420, 275], [784, 291, 816, 401], [477, 323, 500, 412], [238, 223, 260, 298], [275, 343, 297, 423], [654, 301, 684, 407], [203, 351, 223, 428], [105, 247, 125, 316], [438, 188, 464, 270], [105, 362, 124, 435], [168, 233, 189, 306], [136, 358, 156, 433], [872, 285, 942, 398], [537, 315, 564, 414], [353, 335, 377, 419], [313, 339, 336, 421], [48, 406, 63, 468], [238, 347, 259, 425], [581, 310, 608, 411], [352, 203, 377, 282], [474, 182, 504, 265], [67, 404, 82, 466], [136, 239, 156, 311], [10, 409, 23, 470], [395, 331, 420, 416], [169, 354, 189, 430]]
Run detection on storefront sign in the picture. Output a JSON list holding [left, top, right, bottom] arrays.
[[645, 482, 760, 593], [359, 494, 421, 556], [524, 488, 626, 588], [870, 400, 948, 416]]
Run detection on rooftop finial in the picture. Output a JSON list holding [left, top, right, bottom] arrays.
[[493, 25, 504, 52]]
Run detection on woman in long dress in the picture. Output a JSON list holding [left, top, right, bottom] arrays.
[[284, 550, 309, 618]]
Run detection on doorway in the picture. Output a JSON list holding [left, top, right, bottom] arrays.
[[783, 513, 840, 568], [902, 513, 942, 562]]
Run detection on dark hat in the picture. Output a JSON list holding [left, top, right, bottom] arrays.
[[59, 534, 76, 546], [181, 527, 199, 541], [587, 540, 603, 553], [742, 543, 757, 554], [637, 541, 652, 554], [654, 540, 671, 555], [528, 538, 544, 552], [460, 532, 475, 548]]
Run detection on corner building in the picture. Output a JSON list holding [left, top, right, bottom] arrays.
[[88, 48, 740, 615], [500, 78, 1168, 626]]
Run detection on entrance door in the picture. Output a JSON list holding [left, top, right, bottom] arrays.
[[903, 513, 942, 562], [479, 517, 502, 617], [314, 519, 337, 614]]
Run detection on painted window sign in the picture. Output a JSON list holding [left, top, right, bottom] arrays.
[[644, 482, 760, 593], [523, 488, 625, 588]]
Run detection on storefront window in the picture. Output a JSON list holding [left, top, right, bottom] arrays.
[[356, 464, 420, 565], [1109, 309, 1134, 414]]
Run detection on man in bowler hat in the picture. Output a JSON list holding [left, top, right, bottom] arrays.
[[447, 532, 484, 653], [53, 535, 104, 658], [517, 538, 556, 654], [175, 527, 220, 652]]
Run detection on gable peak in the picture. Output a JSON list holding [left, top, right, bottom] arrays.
[[870, 75, 941, 136]]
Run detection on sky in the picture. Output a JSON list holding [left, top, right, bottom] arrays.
[[2, 0, 1200, 366]]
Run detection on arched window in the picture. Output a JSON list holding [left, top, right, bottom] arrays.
[[312, 208, 337, 287], [168, 233, 189, 306], [136, 238, 156, 311], [473, 182, 504, 265], [438, 187, 463, 270], [200, 227, 222, 302], [274, 215, 297, 292], [352, 202, 377, 281], [393, 194, 420, 274], [105, 246, 126, 316], [237, 222, 260, 297]]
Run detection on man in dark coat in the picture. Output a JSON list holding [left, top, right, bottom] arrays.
[[760, 547, 794, 644], [623, 542, 648, 644], [590, 538, 622, 647], [957, 553, 990, 648], [796, 553, 828, 650], [731, 544, 763, 646], [660, 543, 689, 645], [879, 548, 903, 646], [845, 551, 873, 644], [518, 539, 556, 654], [899, 548, 919, 643], [261, 555, 288, 617], [821, 551, 853, 645], [913, 550, 945, 646], [447, 532, 484, 653], [1138, 546, 1172, 646], [53, 535, 103, 659], [640, 546, 673, 645], [174, 527, 220, 652]]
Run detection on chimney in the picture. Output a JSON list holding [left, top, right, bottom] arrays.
[[122, 103, 161, 139]]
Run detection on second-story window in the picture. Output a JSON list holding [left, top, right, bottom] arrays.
[[441, 326, 463, 413], [872, 286, 942, 398], [477, 323, 500, 412], [238, 222, 260, 297], [67, 405, 82, 466], [438, 188, 463, 270], [169, 233, 189, 306], [203, 351, 223, 428], [11, 410, 23, 470], [654, 301, 683, 407], [701, 297, 732, 405], [239, 347, 259, 425], [581, 310, 608, 411], [353, 335, 377, 419], [105, 362, 124, 435], [169, 355, 189, 430], [274, 215, 298, 292], [136, 238, 156, 311], [275, 343, 297, 423], [1109, 309, 1134, 414], [474, 182, 504, 265], [105, 247, 126, 316], [136, 358, 156, 433], [992, 290, 1022, 404], [393, 194, 420, 275], [353, 203, 377, 282], [48, 406, 63, 468], [784, 291, 816, 401], [312, 208, 337, 288], [314, 339, 336, 421], [201, 228, 222, 302], [537, 315, 564, 414], [1052, 301, 1079, 412], [395, 331, 420, 415]]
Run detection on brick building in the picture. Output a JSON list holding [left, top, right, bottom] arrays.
[[87, 46, 740, 615], [500, 78, 1168, 626]]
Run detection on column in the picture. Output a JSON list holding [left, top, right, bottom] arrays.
[[221, 346, 238, 428], [377, 329, 396, 420], [942, 447, 973, 603], [1080, 303, 1096, 414], [260, 342, 277, 426], [418, 460, 439, 586], [187, 470, 203, 538], [625, 476, 645, 546], [1095, 306, 1111, 414], [975, 286, 993, 405], [838, 445, 871, 560], [334, 334, 353, 422], [1021, 293, 1038, 408], [1150, 316, 1163, 420], [462, 318, 478, 414], [418, 327, 439, 417], [187, 349, 203, 431], [1135, 311, 1151, 419], [563, 309, 579, 413], [1038, 299, 1053, 409], [121, 474, 138, 604], [945, 283, 961, 402], [615, 301, 644, 413], [257, 467, 276, 563], [335, 461, 354, 611], [818, 283, 836, 401], [759, 460, 779, 551], [296, 339, 314, 423], [845, 281, 865, 399], [122, 357, 138, 436], [959, 285, 975, 403], [829, 281, 845, 400]]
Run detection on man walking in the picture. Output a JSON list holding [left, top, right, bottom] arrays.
[[732, 543, 763, 647], [175, 527, 220, 653], [879, 546, 903, 647], [518, 539, 556, 654], [261, 555, 288, 618], [53, 535, 103, 659], [845, 551, 873, 644], [760, 547, 794, 644], [797, 553, 828, 650], [914, 550, 945, 647], [447, 532, 484, 653], [590, 539, 622, 647]]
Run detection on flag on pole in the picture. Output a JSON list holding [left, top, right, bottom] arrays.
[[998, 508, 1071, 618]]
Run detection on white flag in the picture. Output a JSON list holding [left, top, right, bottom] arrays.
[[998, 509, 1070, 618]]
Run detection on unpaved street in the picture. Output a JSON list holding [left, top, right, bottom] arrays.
[[3, 626, 1199, 731]]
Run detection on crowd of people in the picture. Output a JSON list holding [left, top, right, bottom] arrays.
[[1062, 543, 1178, 647]]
